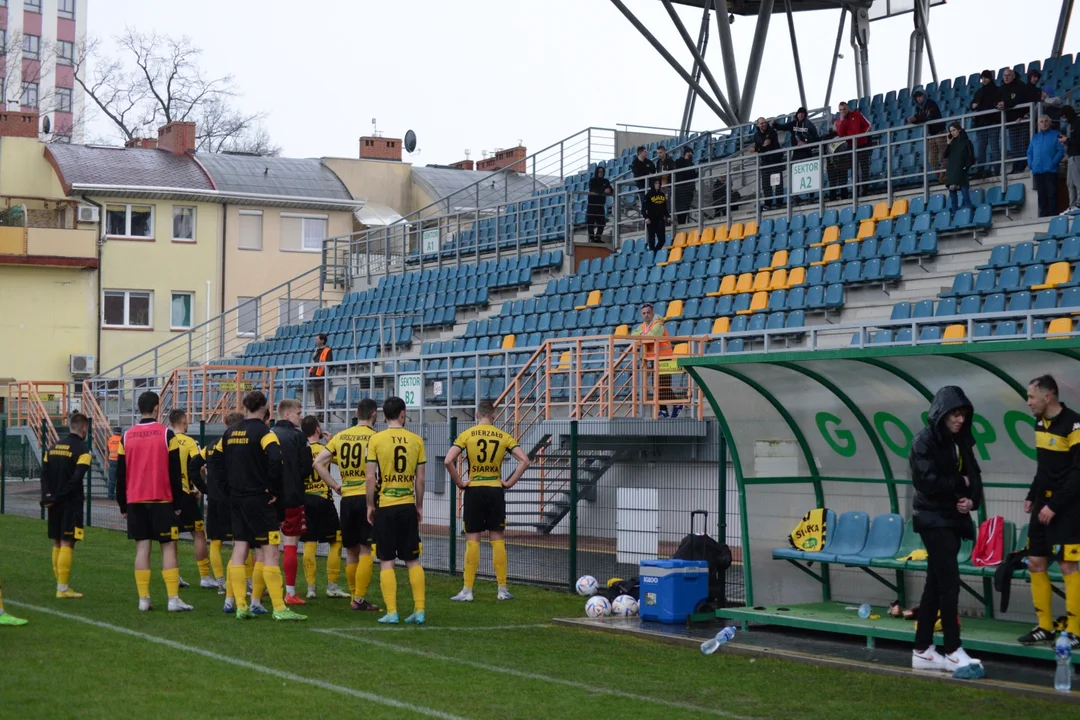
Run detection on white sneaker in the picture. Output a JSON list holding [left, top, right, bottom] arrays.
[[912, 646, 948, 671], [945, 647, 980, 669], [217, 578, 227, 595], [450, 589, 474, 602], [178, 576, 190, 589], [497, 586, 515, 601], [168, 597, 194, 612], [138, 597, 152, 612], [325, 583, 350, 598], [306, 586, 318, 600], [200, 577, 218, 589]]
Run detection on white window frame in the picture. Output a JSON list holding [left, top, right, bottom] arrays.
[[238, 210, 263, 251], [57, 0, 75, 19], [279, 212, 328, 253], [278, 298, 318, 326], [56, 40, 74, 66], [170, 291, 194, 330], [102, 290, 153, 329], [236, 296, 259, 337], [20, 82, 38, 109], [23, 34, 39, 60], [172, 205, 196, 242], [24, 0, 41, 11], [105, 203, 155, 240], [55, 87, 72, 113]]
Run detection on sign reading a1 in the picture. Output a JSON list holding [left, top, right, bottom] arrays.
[[790, 159, 821, 193], [398, 374, 422, 408], [421, 229, 439, 255]]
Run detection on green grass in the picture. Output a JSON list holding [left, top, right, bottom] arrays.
[[1, 513, 1078, 719]]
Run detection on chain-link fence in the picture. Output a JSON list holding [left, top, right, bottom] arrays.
[[1, 416, 742, 604]]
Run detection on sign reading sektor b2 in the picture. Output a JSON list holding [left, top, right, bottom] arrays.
[[398, 374, 422, 408], [790, 159, 821, 193]]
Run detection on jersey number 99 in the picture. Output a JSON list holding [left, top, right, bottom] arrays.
[[339, 442, 364, 470]]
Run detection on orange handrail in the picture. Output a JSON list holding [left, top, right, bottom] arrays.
[[158, 365, 278, 424]]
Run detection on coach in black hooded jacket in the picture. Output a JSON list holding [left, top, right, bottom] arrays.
[[272, 417, 312, 514], [909, 385, 983, 669]]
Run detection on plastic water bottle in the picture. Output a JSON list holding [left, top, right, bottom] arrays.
[[858, 604, 872, 619], [1056, 634, 1073, 692], [700, 626, 736, 655]]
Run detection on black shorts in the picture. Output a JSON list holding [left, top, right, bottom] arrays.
[[127, 503, 179, 543], [47, 499, 84, 543], [463, 486, 506, 534], [340, 495, 373, 548], [178, 494, 204, 534], [302, 495, 341, 544], [231, 495, 281, 549], [206, 498, 233, 542], [1027, 503, 1080, 560], [373, 504, 422, 562]]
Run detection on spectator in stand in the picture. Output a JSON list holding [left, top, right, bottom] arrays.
[[673, 146, 698, 225], [772, 107, 820, 161], [1028, 69, 1063, 121], [908, 90, 946, 183], [969, 70, 1002, 174], [1028, 115, 1064, 217], [943, 122, 975, 213], [998, 67, 1040, 174], [1060, 106, 1080, 214], [642, 178, 670, 253], [586, 166, 612, 243], [828, 101, 871, 200], [655, 145, 676, 213], [631, 146, 656, 215], [752, 117, 784, 209]]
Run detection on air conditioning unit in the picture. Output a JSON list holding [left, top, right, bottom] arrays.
[[70, 354, 95, 376], [77, 205, 99, 223]]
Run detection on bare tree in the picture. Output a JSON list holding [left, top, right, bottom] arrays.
[[73, 28, 277, 154]]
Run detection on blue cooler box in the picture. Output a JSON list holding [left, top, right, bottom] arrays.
[[638, 559, 709, 623]]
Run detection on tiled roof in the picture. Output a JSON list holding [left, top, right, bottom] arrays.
[[195, 154, 354, 200], [46, 144, 214, 191]]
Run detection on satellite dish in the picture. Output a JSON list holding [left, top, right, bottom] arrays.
[[404, 130, 417, 154], [42, 115, 51, 134]]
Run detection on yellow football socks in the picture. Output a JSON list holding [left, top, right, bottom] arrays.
[[492, 540, 508, 587], [464, 540, 480, 590], [356, 554, 374, 599], [52, 546, 60, 582], [1066, 572, 1080, 636], [1032, 570, 1054, 631], [162, 568, 180, 598], [135, 569, 151, 599], [56, 546, 73, 589], [228, 564, 248, 610], [244, 552, 254, 580], [327, 541, 343, 584], [346, 563, 357, 597], [196, 557, 211, 579], [252, 561, 265, 602], [380, 569, 398, 616], [209, 540, 224, 581], [262, 565, 286, 613], [408, 565, 426, 612], [304, 542, 318, 587]]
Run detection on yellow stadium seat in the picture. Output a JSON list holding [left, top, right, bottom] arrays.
[[666, 299, 684, 319], [657, 246, 683, 266], [812, 245, 841, 266], [737, 291, 768, 315], [890, 199, 909, 218], [768, 268, 789, 291], [712, 317, 730, 334], [817, 226, 840, 246], [614, 324, 629, 336], [672, 232, 688, 248], [943, 324, 966, 344], [735, 273, 754, 294], [672, 342, 690, 355], [770, 250, 788, 269], [1032, 261, 1071, 290], [729, 222, 745, 240], [788, 266, 806, 286], [687, 229, 701, 246], [872, 201, 890, 221], [855, 220, 875, 241], [556, 352, 571, 371], [700, 227, 716, 244], [576, 289, 602, 309], [715, 225, 729, 242], [709, 274, 737, 296], [752, 271, 771, 292], [743, 220, 758, 237], [1049, 318, 1074, 337], [502, 334, 516, 349]]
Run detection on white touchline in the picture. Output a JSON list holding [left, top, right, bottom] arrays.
[[315, 629, 750, 720], [8, 602, 468, 720], [317, 623, 552, 633]]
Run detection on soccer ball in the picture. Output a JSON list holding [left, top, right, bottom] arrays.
[[585, 595, 611, 618], [575, 575, 599, 596], [611, 594, 639, 617]]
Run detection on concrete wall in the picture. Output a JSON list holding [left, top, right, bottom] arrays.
[[322, 157, 414, 216], [0, 137, 67, 198]]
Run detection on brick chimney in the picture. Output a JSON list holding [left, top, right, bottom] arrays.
[[158, 121, 196, 155], [125, 137, 159, 150], [359, 136, 402, 162], [476, 146, 527, 173], [448, 159, 474, 171], [0, 110, 39, 139]]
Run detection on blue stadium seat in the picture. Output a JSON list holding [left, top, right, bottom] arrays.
[[913, 299, 934, 318], [812, 512, 870, 562]]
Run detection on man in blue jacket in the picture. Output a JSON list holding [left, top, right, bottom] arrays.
[[1029, 115, 1064, 217]]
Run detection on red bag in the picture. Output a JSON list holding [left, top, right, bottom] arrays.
[[972, 516, 1005, 567]]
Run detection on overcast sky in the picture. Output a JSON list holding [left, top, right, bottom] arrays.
[[87, 0, 1076, 166]]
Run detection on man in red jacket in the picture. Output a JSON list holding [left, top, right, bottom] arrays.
[[829, 101, 872, 200]]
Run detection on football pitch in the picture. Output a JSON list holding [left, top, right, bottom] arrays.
[[0, 514, 1074, 720]]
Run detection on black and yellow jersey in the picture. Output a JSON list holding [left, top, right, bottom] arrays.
[[222, 418, 282, 500], [173, 432, 200, 494], [366, 427, 426, 508], [305, 442, 329, 499], [1029, 404, 1080, 511], [452, 424, 519, 488], [325, 425, 375, 498], [189, 439, 224, 501], [41, 432, 91, 504]]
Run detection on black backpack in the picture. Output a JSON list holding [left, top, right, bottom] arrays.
[[672, 510, 732, 607], [600, 577, 641, 602]]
